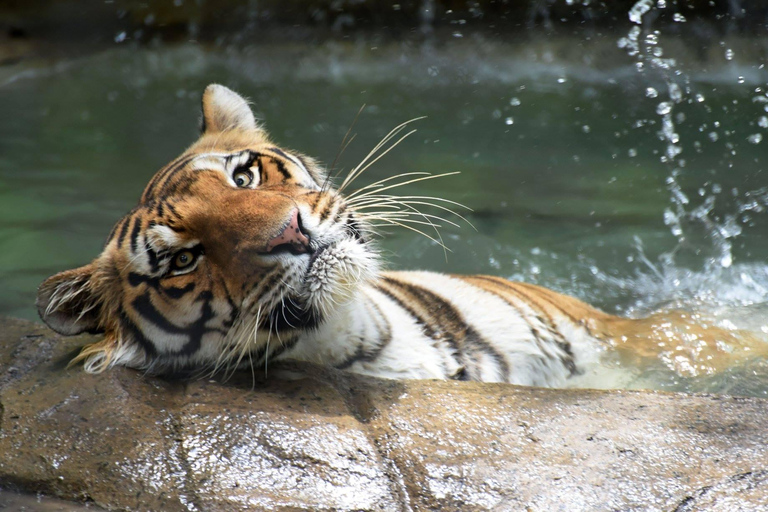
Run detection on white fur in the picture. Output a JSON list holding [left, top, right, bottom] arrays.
[[274, 271, 606, 386]]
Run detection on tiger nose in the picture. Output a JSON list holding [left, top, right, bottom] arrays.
[[266, 209, 311, 253]]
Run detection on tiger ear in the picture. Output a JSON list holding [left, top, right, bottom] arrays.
[[201, 84, 259, 134], [37, 264, 102, 335]]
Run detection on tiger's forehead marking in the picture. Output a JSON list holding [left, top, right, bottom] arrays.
[[141, 146, 313, 204], [185, 149, 315, 188], [187, 148, 306, 170]]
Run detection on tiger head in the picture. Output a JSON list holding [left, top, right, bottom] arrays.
[[36, 84, 379, 373]]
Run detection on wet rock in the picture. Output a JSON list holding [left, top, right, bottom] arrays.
[[1, 316, 768, 511]]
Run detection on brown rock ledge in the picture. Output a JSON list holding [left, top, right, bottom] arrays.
[[1, 316, 767, 511]]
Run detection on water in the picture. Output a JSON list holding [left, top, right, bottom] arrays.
[[1, 26, 767, 395]]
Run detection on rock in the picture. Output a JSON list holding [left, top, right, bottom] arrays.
[[1, 316, 767, 511]]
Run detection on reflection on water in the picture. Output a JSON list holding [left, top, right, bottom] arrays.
[[0, 12, 766, 395]]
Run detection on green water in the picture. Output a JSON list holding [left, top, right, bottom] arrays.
[[1, 41, 767, 395]]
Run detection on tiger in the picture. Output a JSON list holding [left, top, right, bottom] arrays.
[[36, 84, 768, 387]]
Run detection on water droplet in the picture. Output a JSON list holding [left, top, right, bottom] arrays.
[[452, 31, 463, 38], [758, 116, 768, 128], [725, 48, 734, 60], [427, 66, 439, 77], [629, 0, 653, 24], [628, 148, 638, 157], [672, 13, 687, 22], [582, 125, 591, 133], [747, 133, 763, 144], [708, 131, 719, 142], [509, 97, 521, 106], [720, 254, 732, 268], [668, 83, 683, 103], [114, 31, 127, 43], [646, 87, 658, 98], [738, 76, 745, 84], [504, 117, 514, 125], [695, 93, 705, 103], [656, 102, 672, 115], [491, 109, 501, 119], [557, 77, 567, 84]]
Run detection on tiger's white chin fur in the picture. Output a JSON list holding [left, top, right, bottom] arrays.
[[302, 238, 380, 316]]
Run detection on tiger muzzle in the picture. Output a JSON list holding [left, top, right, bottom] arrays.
[[266, 208, 311, 254]]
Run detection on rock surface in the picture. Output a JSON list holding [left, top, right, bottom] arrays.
[[1, 316, 768, 511]]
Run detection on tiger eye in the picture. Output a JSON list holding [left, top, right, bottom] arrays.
[[173, 250, 195, 269], [233, 169, 253, 188]]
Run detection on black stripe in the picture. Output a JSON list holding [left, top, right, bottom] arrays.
[[335, 298, 392, 370], [165, 201, 180, 220], [378, 276, 510, 381], [132, 293, 188, 335], [332, 202, 347, 224], [129, 215, 142, 253], [161, 174, 196, 198], [516, 282, 599, 340], [145, 243, 162, 273], [163, 282, 195, 299], [131, 290, 217, 357], [468, 277, 577, 376], [128, 271, 159, 288], [346, 216, 366, 243], [267, 147, 289, 160], [271, 157, 292, 180], [142, 154, 198, 201], [266, 296, 321, 332], [375, 282, 438, 340], [114, 215, 131, 247], [120, 311, 157, 357], [318, 201, 333, 222]]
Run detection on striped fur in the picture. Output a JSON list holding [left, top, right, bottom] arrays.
[[36, 84, 768, 386]]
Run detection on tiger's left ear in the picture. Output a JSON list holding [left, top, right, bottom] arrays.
[[201, 84, 259, 134], [37, 264, 103, 336]]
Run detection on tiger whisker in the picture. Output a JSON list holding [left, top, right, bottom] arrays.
[[355, 201, 472, 230], [361, 211, 460, 229], [337, 128, 418, 195], [362, 217, 451, 251], [350, 193, 473, 213], [343, 172, 431, 199], [346, 172, 461, 201], [337, 116, 425, 194], [326, 104, 365, 192]]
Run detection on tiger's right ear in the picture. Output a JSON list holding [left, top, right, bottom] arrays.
[[37, 264, 102, 335], [201, 84, 259, 134]]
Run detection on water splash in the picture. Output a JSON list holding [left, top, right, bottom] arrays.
[[620, 0, 768, 280], [608, 0, 768, 393]]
